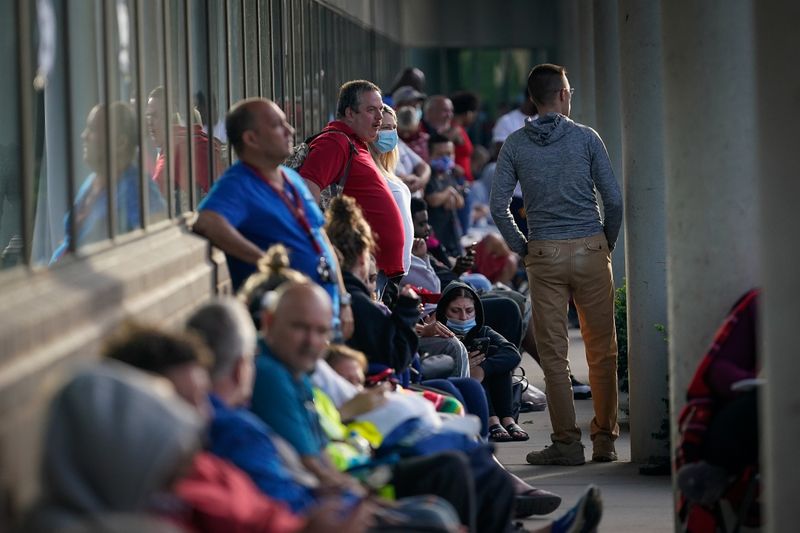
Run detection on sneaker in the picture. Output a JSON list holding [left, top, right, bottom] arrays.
[[526, 441, 586, 466], [571, 375, 592, 399], [550, 485, 603, 533], [591, 436, 618, 462], [514, 488, 562, 518]]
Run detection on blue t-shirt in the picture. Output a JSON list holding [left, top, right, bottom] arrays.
[[50, 166, 166, 263], [250, 340, 328, 458], [198, 163, 339, 301], [208, 394, 316, 512]]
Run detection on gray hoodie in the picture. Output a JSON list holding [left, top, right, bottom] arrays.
[[24, 361, 203, 532], [489, 112, 622, 256]]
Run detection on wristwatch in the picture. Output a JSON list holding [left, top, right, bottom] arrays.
[[340, 292, 352, 306]]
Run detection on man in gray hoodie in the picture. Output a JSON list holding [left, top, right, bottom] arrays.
[[490, 63, 623, 466]]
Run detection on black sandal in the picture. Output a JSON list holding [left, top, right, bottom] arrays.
[[489, 423, 514, 442], [505, 422, 530, 441]]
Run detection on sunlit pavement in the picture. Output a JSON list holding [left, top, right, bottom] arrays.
[[496, 328, 674, 532]]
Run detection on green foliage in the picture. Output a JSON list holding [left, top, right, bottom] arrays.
[[614, 282, 629, 393]]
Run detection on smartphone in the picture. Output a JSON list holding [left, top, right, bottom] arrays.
[[468, 337, 490, 355], [365, 368, 395, 387]]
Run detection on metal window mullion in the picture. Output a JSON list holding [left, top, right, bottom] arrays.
[[60, 2, 77, 254], [184, 0, 195, 211], [162, 0, 175, 218], [255, 0, 262, 97], [135, 0, 149, 228], [205, 0, 216, 187], [101, 0, 118, 238]]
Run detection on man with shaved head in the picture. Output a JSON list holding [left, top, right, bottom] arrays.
[[194, 98, 353, 340]]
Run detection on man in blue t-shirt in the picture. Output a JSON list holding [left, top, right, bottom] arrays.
[[194, 98, 353, 339]]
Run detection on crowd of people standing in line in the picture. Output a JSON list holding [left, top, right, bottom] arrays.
[[25, 62, 623, 532]]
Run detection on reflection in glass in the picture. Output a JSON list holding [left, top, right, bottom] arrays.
[[51, 102, 165, 263]]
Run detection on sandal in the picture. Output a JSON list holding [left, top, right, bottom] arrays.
[[505, 422, 530, 441], [488, 423, 514, 442]]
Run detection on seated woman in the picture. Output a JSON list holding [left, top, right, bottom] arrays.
[[435, 282, 528, 442], [325, 195, 420, 376], [325, 195, 490, 436]]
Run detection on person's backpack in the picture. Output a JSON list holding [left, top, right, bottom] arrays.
[[284, 129, 357, 210], [675, 288, 761, 532]]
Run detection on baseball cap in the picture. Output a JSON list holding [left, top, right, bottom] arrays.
[[392, 85, 427, 104]]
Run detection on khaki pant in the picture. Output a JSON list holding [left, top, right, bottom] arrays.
[[525, 232, 619, 444]]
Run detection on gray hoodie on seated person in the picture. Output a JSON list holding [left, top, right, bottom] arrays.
[[23, 361, 202, 532]]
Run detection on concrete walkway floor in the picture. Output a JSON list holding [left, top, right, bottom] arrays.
[[495, 328, 674, 532]]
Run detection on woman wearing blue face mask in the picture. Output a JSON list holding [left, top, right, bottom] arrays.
[[369, 105, 413, 277], [436, 282, 528, 442]]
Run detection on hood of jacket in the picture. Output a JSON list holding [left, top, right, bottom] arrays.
[[435, 281, 485, 337], [38, 361, 203, 523], [524, 112, 573, 146]]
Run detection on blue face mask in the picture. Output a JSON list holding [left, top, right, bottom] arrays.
[[430, 155, 455, 174], [446, 317, 476, 334], [374, 129, 399, 153]]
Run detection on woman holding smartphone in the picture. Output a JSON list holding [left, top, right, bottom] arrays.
[[436, 281, 529, 442]]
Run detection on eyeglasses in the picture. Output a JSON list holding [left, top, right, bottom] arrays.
[[564, 87, 575, 96]]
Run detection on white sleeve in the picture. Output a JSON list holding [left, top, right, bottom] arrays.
[[311, 359, 358, 408]]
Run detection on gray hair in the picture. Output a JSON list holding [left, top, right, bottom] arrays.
[[186, 298, 257, 380], [396, 105, 419, 129]]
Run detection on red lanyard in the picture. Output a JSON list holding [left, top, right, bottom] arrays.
[[245, 164, 323, 255]]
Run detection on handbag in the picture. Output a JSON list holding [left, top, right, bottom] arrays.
[[418, 352, 457, 380], [510, 367, 529, 422]]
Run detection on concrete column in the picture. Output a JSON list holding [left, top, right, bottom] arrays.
[[593, 0, 625, 287], [661, 0, 760, 482], [617, 0, 669, 464], [556, 0, 581, 112], [575, 1, 596, 127], [754, 3, 800, 531]]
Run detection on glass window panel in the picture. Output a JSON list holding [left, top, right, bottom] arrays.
[[271, 0, 284, 108], [40, 1, 119, 262], [258, 0, 273, 100], [208, 0, 230, 164], [141, 0, 168, 224], [190, 0, 219, 203], [0, 2, 23, 268], [243, 0, 259, 98], [165, 0, 191, 214], [292, 0, 304, 139], [281, 0, 294, 129], [228, 0, 244, 107]]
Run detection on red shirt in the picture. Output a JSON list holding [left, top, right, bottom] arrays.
[[453, 125, 474, 181], [300, 121, 406, 276]]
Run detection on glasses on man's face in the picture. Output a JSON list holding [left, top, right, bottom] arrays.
[[563, 87, 575, 96]]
